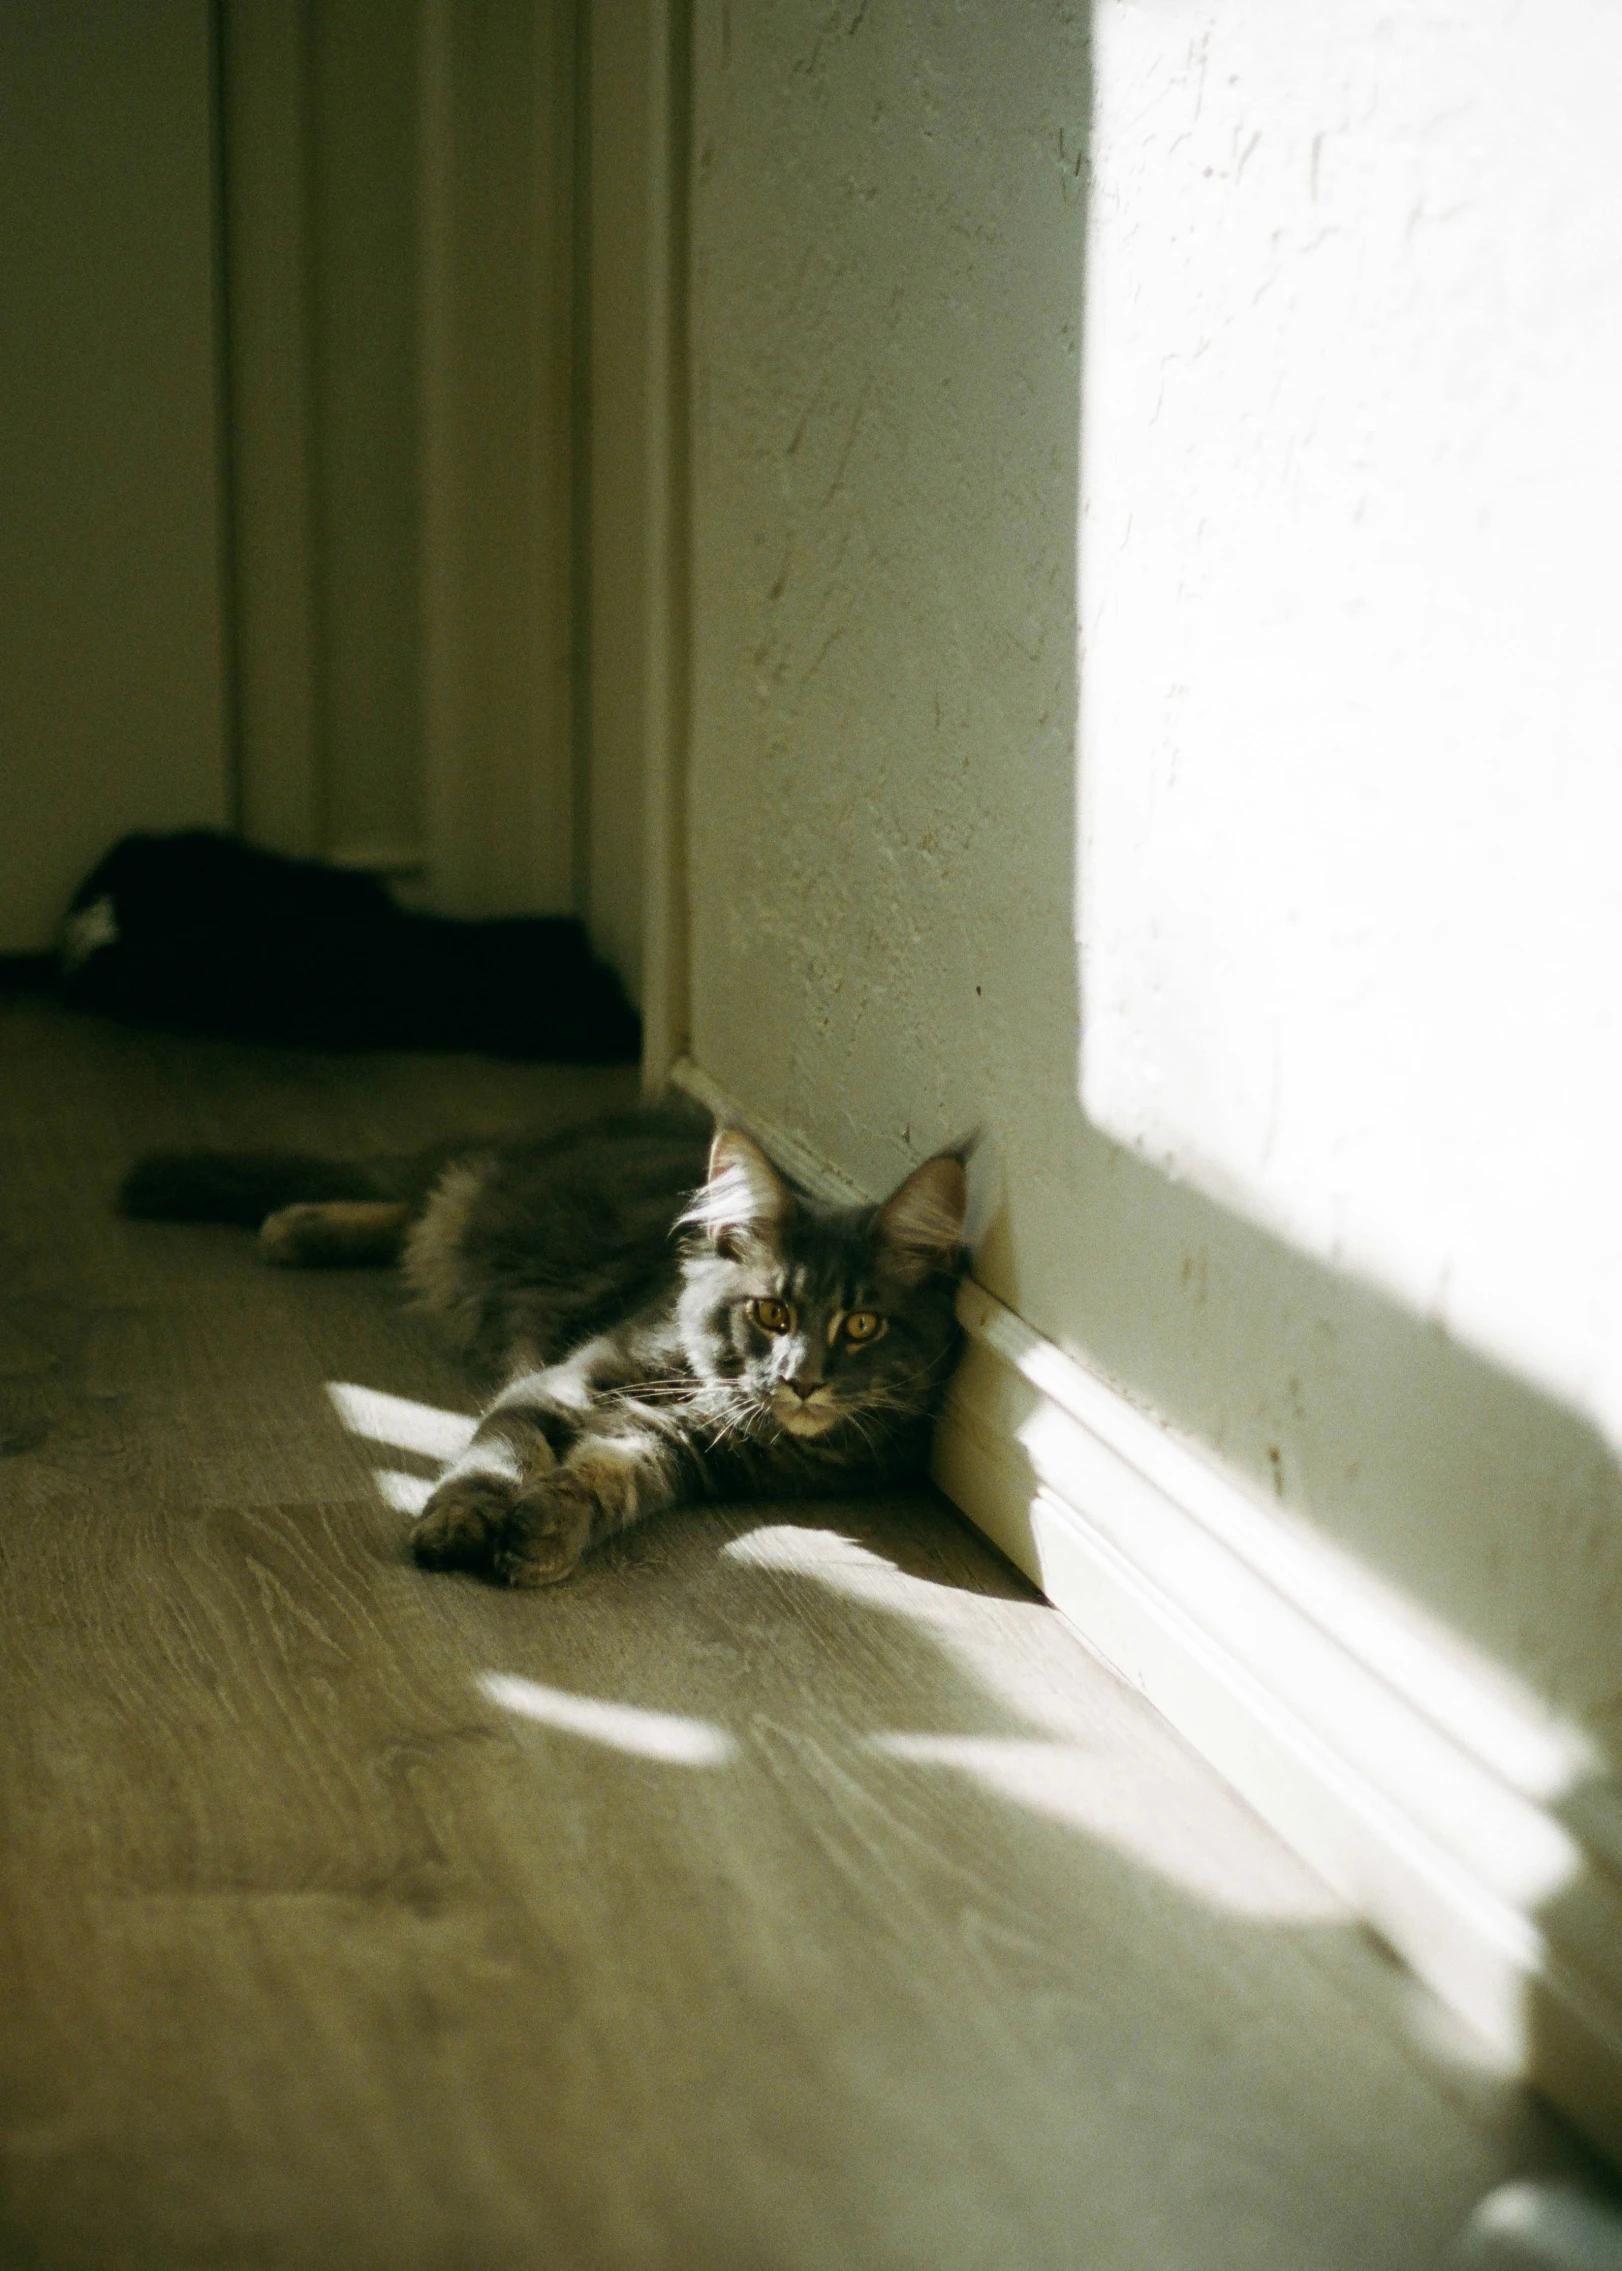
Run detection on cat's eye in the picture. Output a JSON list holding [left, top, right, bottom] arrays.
[[843, 1311, 885, 1344], [751, 1297, 793, 1335]]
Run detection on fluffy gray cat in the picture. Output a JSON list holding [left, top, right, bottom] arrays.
[[121, 1112, 970, 1587]]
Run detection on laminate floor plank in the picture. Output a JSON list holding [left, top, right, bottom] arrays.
[[0, 998, 1590, 2269]]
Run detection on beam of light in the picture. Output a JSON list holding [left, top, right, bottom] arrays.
[[867, 1733, 1344, 1921], [722, 1523, 1138, 1740], [477, 1673, 736, 1767], [725, 1525, 1341, 1921], [373, 1468, 438, 1516], [725, 1522, 1132, 1738], [327, 1380, 477, 1461], [1075, 6, 1622, 1454]]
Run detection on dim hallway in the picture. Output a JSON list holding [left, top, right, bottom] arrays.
[[0, 990, 1594, 2270]]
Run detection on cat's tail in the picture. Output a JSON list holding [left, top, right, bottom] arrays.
[[118, 1149, 396, 1226]]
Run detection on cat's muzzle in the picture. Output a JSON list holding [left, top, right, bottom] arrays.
[[772, 1384, 841, 1437]]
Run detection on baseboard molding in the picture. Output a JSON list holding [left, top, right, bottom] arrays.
[[667, 1058, 1622, 2163]]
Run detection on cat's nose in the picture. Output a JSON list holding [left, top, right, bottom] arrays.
[[786, 1376, 821, 1401]]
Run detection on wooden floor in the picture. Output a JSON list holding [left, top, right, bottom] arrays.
[[0, 995, 1592, 2270]]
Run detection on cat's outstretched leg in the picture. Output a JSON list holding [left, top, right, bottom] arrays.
[[490, 1430, 684, 1588], [411, 1348, 616, 1578], [413, 1357, 689, 1585], [411, 1386, 559, 1573], [408, 1469, 528, 1571]]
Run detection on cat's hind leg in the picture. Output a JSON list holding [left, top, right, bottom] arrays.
[[259, 1201, 412, 1267]]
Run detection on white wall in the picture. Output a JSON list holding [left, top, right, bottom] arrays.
[[1080, 0, 1622, 1456], [685, 0, 1622, 1751]]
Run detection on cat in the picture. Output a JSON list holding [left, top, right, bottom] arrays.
[[120, 1111, 971, 1587]]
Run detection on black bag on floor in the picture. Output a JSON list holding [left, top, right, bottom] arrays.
[[59, 831, 641, 1063]]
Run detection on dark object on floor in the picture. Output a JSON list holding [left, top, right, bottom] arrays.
[[58, 831, 641, 1062]]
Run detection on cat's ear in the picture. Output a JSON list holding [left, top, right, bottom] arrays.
[[684, 1127, 793, 1255], [877, 1152, 968, 1284]]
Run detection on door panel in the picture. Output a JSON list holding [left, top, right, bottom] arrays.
[[0, 0, 229, 953], [224, 0, 582, 918]]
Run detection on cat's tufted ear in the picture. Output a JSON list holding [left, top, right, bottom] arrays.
[[684, 1127, 793, 1255], [876, 1152, 968, 1284]]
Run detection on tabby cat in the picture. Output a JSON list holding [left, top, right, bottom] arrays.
[[121, 1112, 970, 1587]]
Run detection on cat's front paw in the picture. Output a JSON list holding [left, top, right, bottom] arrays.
[[412, 1472, 516, 1573], [488, 1474, 596, 1589]]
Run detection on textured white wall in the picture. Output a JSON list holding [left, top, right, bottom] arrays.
[[1080, 0, 1622, 1448], [686, 0, 1622, 1741], [689, 0, 1089, 1196]]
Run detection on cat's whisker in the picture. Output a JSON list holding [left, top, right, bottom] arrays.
[[852, 1363, 953, 1416], [838, 1407, 885, 1460], [708, 1403, 757, 1448]]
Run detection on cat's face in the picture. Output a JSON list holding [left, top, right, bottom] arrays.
[[678, 1129, 969, 1440]]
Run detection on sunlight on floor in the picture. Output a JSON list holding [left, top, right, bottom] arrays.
[[327, 1379, 479, 1517], [327, 1380, 476, 1462], [867, 1730, 1343, 1921], [725, 1523, 1343, 1921], [478, 1672, 737, 1766], [372, 1468, 438, 1515], [323, 1389, 1588, 2068]]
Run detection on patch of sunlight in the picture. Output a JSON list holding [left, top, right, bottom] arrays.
[[373, 1468, 437, 1516], [1459, 2180, 1622, 2270], [723, 1525, 1107, 1740], [477, 1673, 736, 1767], [869, 1733, 1345, 1921], [725, 1527, 1339, 1920], [327, 1380, 476, 1462]]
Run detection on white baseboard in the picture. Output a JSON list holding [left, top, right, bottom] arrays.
[[668, 1058, 1622, 2163]]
